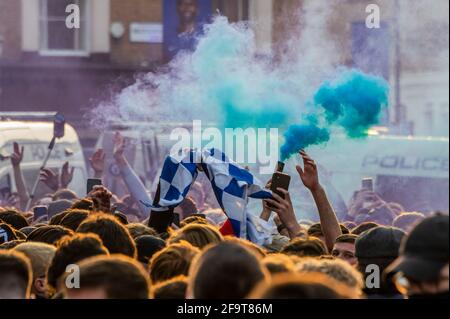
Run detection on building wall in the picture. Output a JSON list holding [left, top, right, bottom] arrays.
[[0, 0, 21, 58], [110, 0, 163, 66]]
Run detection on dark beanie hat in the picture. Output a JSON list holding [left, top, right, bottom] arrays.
[[355, 226, 406, 259]]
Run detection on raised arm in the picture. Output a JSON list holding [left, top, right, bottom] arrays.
[[264, 188, 303, 239], [296, 150, 341, 252], [89, 149, 105, 179], [10, 142, 30, 210], [113, 132, 152, 217]]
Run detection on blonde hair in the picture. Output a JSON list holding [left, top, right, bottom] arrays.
[[249, 272, 360, 299], [13, 242, 56, 279], [262, 254, 296, 275], [168, 223, 223, 249], [149, 241, 200, 284], [296, 258, 364, 294]]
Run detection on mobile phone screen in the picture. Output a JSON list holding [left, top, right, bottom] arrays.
[[87, 178, 102, 195], [361, 178, 374, 191]]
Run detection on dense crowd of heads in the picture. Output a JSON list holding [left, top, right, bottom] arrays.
[[0, 140, 448, 300]]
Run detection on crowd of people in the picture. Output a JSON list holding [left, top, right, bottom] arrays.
[[0, 133, 448, 299]]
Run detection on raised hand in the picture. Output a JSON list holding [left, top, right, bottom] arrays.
[[296, 150, 320, 192], [89, 149, 105, 174], [60, 161, 75, 188], [113, 132, 127, 165], [88, 185, 113, 213], [39, 168, 60, 192], [0, 191, 20, 209], [264, 188, 302, 238], [10, 142, 24, 167]]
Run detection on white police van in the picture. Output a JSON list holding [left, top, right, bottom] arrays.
[[0, 113, 87, 199]]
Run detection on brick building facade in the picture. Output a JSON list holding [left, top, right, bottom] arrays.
[[0, 0, 448, 137]]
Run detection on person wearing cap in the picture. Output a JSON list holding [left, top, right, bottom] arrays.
[[385, 214, 449, 299], [355, 226, 406, 298]]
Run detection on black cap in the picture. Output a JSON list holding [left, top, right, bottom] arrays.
[[355, 226, 406, 259], [386, 214, 449, 282]]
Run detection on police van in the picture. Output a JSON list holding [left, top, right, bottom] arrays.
[[0, 113, 87, 200], [293, 133, 449, 217]]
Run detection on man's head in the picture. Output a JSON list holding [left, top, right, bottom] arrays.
[[52, 189, 78, 202], [386, 214, 449, 297], [168, 223, 223, 249], [59, 210, 90, 231], [126, 223, 158, 239], [177, 0, 198, 28], [0, 210, 29, 230], [47, 233, 109, 295], [27, 225, 74, 245], [63, 255, 150, 299], [392, 212, 425, 233], [188, 241, 269, 299], [47, 199, 73, 219], [13, 242, 56, 298], [0, 250, 32, 299], [151, 276, 188, 299], [351, 221, 379, 235], [249, 272, 358, 299], [149, 241, 200, 284], [297, 258, 364, 297], [355, 226, 406, 296], [135, 235, 166, 265], [261, 254, 296, 275], [77, 213, 136, 258], [332, 234, 358, 266], [281, 236, 327, 258]]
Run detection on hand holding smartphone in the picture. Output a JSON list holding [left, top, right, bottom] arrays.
[[361, 178, 374, 209], [87, 178, 102, 195]]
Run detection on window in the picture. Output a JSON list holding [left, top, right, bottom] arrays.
[[39, 0, 89, 55]]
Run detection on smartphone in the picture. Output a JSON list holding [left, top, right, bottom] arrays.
[[361, 178, 374, 191], [275, 161, 285, 173], [33, 206, 48, 221], [361, 178, 374, 209], [53, 113, 65, 139], [268, 172, 291, 208], [87, 178, 102, 195], [148, 210, 175, 234]]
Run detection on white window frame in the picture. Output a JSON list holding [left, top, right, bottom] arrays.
[[39, 0, 90, 57]]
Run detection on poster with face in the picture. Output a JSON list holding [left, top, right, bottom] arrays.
[[163, 0, 213, 60]]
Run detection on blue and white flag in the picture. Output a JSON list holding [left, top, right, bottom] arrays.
[[143, 149, 273, 242]]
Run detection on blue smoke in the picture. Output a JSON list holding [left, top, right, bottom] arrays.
[[280, 69, 389, 161]]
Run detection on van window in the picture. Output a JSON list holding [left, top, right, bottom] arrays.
[[0, 173, 11, 193]]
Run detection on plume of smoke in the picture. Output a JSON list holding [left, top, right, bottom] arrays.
[[89, 7, 389, 162], [280, 69, 389, 161]]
